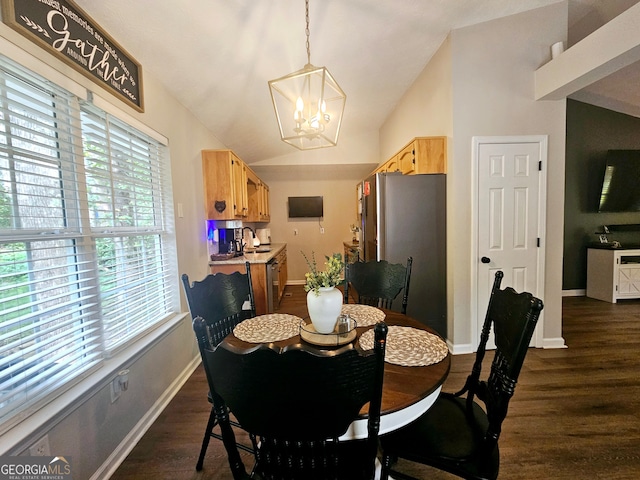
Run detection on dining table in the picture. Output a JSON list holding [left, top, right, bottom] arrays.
[[222, 303, 451, 441]]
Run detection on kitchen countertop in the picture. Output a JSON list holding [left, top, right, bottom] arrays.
[[208, 243, 286, 266]]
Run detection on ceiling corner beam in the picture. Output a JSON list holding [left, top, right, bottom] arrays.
[[535, 2, 640, 101]]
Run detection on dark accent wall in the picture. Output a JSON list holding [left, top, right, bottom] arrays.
[[564, 99, 640, 290]]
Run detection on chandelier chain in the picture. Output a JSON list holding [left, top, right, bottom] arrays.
[[305, 0, 311, 65]]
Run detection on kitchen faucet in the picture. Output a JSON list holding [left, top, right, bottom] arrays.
[[240, 227, 256, 253]]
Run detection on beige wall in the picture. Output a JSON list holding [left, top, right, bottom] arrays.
[[254, 164, 373, 281], [252, 131, 380, 281], [380, 35, 454, 158], [379, 3, 568, 350], [450, 3, 567, 348]]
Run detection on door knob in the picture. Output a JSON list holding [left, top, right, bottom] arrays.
[[481, 256, 491, 264]]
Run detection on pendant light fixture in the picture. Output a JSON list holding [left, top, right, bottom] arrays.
[[268, 0, 346, 150]]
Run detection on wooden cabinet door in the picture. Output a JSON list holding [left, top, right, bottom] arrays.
[[398, 142, 416, 174], [245, 168, 261, 222], [415, 137, 446, 173], [231, 154, 248, 217], [260, 182, 270, 221], [202, 149, 270, 221], [385, 157, 400, 172], [202, 150, 234, 220]]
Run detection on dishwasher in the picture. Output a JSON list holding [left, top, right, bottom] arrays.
[[266, 258, 278, 313]]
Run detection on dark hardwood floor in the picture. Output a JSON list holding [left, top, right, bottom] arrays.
[[110, 287, 640, 479]]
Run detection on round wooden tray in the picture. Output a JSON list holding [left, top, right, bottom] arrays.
[[299, 319, 357, 346]]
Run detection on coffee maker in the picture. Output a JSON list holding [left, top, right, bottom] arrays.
[[218, 227, 241, 255]]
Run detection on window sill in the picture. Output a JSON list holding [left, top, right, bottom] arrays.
[[1, 312, 189, 455]]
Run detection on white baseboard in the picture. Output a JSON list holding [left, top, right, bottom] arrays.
[[448, 342, 474, 355], [448, 336, 566, 353], [91, 355, 201, 480], [562, 289, 585, 297], [542, 337, 567, 349]]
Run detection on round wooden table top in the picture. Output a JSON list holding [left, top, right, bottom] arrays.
[[222, 307, 450, 433]]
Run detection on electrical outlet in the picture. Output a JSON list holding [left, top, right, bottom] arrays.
[[320, 227, 325, 234], [110, 379, 121, 403], [294, 229, 298, 235], [110, 369, 130, 403], [29, 434, 51, 456]]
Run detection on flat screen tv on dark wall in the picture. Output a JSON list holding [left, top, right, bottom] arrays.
[[288, 196, 323, 218], [598, 150, 640, 212]]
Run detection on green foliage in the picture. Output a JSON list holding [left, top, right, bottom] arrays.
[[0, 183, 11, 228], [301, 251, 344, 295], [0, 243, 30, 320]]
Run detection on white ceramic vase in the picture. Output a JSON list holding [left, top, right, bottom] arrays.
[[307, 286, 343, 334]]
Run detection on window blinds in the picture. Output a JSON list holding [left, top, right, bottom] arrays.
[[81, 106, 175, 352], [0, 55, 176, 430]]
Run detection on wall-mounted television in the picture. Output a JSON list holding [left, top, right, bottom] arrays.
[[598, 150, 640, 212], [288, 196, 324, 218]]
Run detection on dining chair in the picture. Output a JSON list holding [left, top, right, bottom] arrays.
[[344, 257, 413, 314], [380, 270, 544, 480], [200, 321, 389, 480], [181, 263, 256, 472]]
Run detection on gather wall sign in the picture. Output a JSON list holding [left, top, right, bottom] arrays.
[[1, 0, 144, 112]]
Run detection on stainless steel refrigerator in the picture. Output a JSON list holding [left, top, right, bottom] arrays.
[[361, 172, 447, 336]]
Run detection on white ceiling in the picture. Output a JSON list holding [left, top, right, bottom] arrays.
[[73, 0, 640, 164]]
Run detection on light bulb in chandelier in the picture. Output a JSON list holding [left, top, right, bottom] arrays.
[[293, 98, 329, 134], [294, 96, 305, 124], [319, 99, 330, 123]]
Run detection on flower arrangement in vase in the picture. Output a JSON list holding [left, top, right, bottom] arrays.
[[302, 251, 344, 333]]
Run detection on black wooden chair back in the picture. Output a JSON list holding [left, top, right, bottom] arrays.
[[344, 257, 412, 314], [182, 263, 256, 342], [380, 270, 544, 480], [182, 263, 256, 472], [459, 270, 544, 454], [202, 321, 388, 480]]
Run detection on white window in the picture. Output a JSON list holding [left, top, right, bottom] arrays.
[[0, 56, 176, 430]]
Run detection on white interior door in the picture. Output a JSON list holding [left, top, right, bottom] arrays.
[[472, 136, 547, 349]]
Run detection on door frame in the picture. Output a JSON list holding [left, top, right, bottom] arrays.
[[471, 135, 547, 349]]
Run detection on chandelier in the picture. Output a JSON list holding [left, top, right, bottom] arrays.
[[268, 0, 346, 150]]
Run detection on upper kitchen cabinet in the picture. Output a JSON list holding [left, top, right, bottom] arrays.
[[373, 137, 447, 175], [259, 182, 270, 222], [399, 137, 447, 174], [202, 149, 270, 221], [231, 153, 248, 217], [246, 169, 271, 222]]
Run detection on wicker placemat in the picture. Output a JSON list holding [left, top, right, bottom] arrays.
[[358, 326, 449, 366], [341, 304, 385, 327], [233, 314, 302, 343]]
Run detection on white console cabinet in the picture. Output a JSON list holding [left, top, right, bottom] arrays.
[[586, 248, 640, 303]]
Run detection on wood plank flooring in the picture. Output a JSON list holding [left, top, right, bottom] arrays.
[[110, 287, 640, 479]]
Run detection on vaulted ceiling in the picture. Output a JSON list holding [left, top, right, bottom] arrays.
[[73, 0, 640, 164]]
